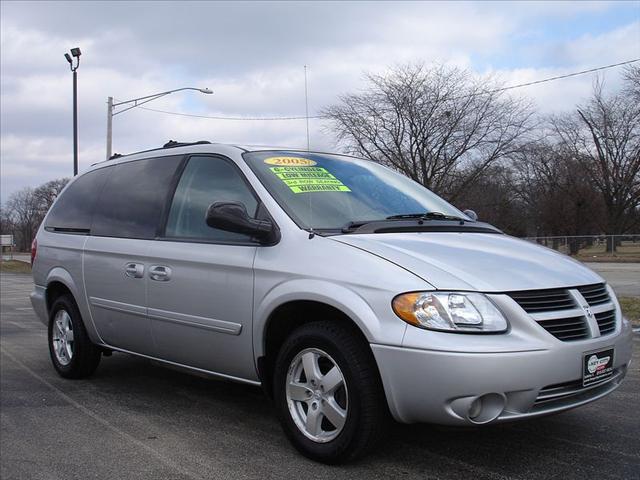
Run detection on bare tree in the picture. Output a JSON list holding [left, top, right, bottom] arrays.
[[512, 141, 605, 243], [6, 188, 41, 251], [0, 206, 14, 236], [551, 77, 640, 246], [322, 64, 536, 201], [33, 178, 69, 216], [623, 64, 640, 102], [454, 163, 528, 235], [2, 177, 69, 251]]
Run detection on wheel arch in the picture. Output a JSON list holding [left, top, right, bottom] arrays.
[[253, 280, 384, 398], [45, 267, 81, 312]]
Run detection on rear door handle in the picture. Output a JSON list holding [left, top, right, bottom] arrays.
[[125, 262, 144, 278], [149, 265, 172, 282]]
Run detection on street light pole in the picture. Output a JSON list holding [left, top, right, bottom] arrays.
[[73, 68, 78, 176], [106, 87, 212, 160], [64, 48, 81, 175]]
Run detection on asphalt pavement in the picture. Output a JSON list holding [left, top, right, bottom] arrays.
[[585, 262, 640, 298], [1, 271, 639, 480]]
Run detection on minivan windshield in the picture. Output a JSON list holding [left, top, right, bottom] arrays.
[[243, 151, 468, 231]]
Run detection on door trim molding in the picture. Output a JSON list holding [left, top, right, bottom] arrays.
[[148, 307, 242, 336], [89, 296, 147, 317]]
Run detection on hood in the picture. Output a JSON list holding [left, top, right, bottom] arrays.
[[332, 232, 603, 292]]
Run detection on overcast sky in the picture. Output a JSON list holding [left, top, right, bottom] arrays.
[[1, 0, 639, 202]]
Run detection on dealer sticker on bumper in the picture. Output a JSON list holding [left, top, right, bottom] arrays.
[[583, 348, 614, 387]]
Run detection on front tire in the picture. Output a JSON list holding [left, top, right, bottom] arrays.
[[48, 294, 101, 379], [273, 321, 388, 463]]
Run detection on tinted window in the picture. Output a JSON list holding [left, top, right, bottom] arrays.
[[44, 167, 111, 232], [92, 156, 182, 239], [165, 156, 258, 242]]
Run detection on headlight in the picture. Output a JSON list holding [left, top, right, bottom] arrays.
[[392, 292, 508, 333]]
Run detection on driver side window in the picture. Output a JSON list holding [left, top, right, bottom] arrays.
[[165, 156, 259, 242]]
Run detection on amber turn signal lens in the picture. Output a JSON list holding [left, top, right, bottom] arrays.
[[392, 293, 422, 326]]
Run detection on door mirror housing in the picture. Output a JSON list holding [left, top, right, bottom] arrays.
[[463, 209, 478, 221], [205, 201, 277, 244]]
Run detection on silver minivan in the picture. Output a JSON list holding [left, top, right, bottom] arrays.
[[31, 142, 633, 463]]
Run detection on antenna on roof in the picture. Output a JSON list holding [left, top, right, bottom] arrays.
[[304, 65, 310, 152]]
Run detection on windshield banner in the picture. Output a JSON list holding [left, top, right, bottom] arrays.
[[270, 166, 351, 194]]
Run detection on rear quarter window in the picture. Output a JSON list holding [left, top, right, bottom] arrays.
[[44, 167, 111, 232]]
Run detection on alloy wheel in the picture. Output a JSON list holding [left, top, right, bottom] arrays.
[[286, 348, 349, 443], [52, 309, 74, 366]]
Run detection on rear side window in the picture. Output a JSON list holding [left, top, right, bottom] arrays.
[[92, 156, 182, 239], [164, 156, 259, 242], [44, 167, 111, 232]]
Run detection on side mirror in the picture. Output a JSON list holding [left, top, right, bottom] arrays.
[[463, 209, 478, 221], [205, 201, 276, 244]]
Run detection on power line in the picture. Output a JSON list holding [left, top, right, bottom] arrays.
[[134, 58, 639, 122], [136, 106, 311, 121], [482, 58, 639, 95]]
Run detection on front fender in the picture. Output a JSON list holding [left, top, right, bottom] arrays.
[[252, 278, 404, 359]]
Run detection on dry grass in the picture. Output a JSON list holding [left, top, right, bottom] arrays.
[[574, 255, 640, 263], [0, 260, 31, 274], [573, 243, 640, 262], [578, 243, 640, 256], [619, 297, 640, 327], [539, 240, 640, 263]]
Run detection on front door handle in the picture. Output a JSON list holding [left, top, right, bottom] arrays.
[[149, 265, 172, 282], [125, 262, 144, 279]]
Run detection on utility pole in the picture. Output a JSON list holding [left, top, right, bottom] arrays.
[[64, 48, 81, 175]]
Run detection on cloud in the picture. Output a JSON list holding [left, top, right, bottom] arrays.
[[1, 1, 638, 201]]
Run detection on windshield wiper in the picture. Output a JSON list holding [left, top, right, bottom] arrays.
[[386, 212, 466, 222], [342, 212, 466, 233], [341, 220, 373, 233]]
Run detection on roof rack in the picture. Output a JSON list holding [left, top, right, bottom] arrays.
[[163, 140, 212, 149], [91, 140, 214, 166]]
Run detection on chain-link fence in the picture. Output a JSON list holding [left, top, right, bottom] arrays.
[[523, 234, 640, 260]]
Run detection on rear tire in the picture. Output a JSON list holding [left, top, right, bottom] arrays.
[[48, 294, 101, 379], [273, 321, 388, 464]]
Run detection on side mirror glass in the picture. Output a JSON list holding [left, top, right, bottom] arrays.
[[205, 201, 276, 244], [463, 209, 478, 221]]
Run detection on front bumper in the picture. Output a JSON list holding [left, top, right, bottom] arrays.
[[372, 293, 634, 425]]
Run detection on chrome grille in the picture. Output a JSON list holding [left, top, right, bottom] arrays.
[[535, 316, 589, 341], [577, 283, 610, 306], [508, 289, 575, 313], [595, 310, 616, 336]]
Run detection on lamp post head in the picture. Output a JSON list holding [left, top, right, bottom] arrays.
[[199, 88, 213, 94], [65, 48, 81, 71]]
